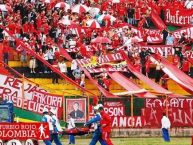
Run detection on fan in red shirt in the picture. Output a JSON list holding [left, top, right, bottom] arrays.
[[172, 54, 180, 68], [182, 58, 190, 75], [98, 105, 114, 145]]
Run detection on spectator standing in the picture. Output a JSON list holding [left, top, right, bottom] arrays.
[[48, 48, 54, 65], [127, 4, 135, 25], [52, 59, 59, 84], [80, 71, 85, 87], [71, 59, 78, 79], [43, 49, 49, 73], [67, 114, 76, 145], [178, 33, 186, 45], [72, 66, 81, 86], [162, 29, 168, 45], [182, 57, 190, 75], [155, 59, 162, 83], [2, 41, 9, 65], [161, 113, 171, 142], [166, 33, 174, 45], [29, 56, 36, 73]]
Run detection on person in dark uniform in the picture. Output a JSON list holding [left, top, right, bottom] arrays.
[[69, 102, 84, 119]]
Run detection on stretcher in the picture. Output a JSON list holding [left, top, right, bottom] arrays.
[[62, 127, 90, 136]]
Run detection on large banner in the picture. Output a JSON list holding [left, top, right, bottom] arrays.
[[165, 7, 193, 26], [66, 98, 86, 123], [0, 74, 63, 119], [143, 98, 193, 127], [90, 101, 144, 128], [0, 122, 50, 140]]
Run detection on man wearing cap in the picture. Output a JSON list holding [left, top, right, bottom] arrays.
[[85, 105, 107, 145], [98, 105, 113, 145], [41, 108, 53, 145], [50, 108, 62, 145]]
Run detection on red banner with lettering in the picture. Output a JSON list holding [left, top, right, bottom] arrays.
[[0, 74, 63, 119], [89, 101, 144, 128], [0, 122, 50, 140], [143, 98, 193, 127], [164, 7, 193, 26]]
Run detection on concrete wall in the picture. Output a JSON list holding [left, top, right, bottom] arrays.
[[111, 128, 193, 137]]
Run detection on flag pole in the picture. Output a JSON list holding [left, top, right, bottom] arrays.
[[22, 73, 25, 109], [63, 91, 66, 122], [86, 96, 90, 121], [131, 94, 134, 127], [165, 94, 169, 116]]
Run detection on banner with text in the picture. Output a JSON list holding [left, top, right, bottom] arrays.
[[143, 98, 193, 127], [0, 122, 50, 140], [90, 101, 144, 128], [165, 7, 193, 26], [0, 74, 63, 119]]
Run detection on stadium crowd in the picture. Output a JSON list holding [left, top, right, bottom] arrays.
[[0, 0, 193, 87]]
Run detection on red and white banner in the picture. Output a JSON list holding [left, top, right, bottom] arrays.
[[108, 71, 157, 98], [86, 67, 127, 73], [89, 101, 144, 128], [77, 53, 126, 73], [0, 74, 63, 119], [76, 52, 124, 66], [0, 122, 50, 140], [173, 26, 193, 39], [150, 54, 193, 95], [165, 7, 193, 26], [143, 98, 193, 127]]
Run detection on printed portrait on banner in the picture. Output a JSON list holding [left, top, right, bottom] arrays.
[[66, 98, 86, 123]]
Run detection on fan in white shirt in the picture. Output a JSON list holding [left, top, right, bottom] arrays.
[[58, 60, 67, 74]]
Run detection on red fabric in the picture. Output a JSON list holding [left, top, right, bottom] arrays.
[[80, 45, 87, 57], [172, 55, 179, 66], [145, 59, 151, 74], [153, 54, 193, 95], [182, 60, 189, 72], [121, 51, 178, 96], [150, 9, 166, 30], [101, 2, 108, 11], [7, 22, 15, 34], [102, 132, 114, 145], [3, 44, 9, 53], [23, 23, 29, 33], [103, 78, 111, 90], [100, 111, 112, 132], [108, 71, 157, 98], [54, 51, 60, 60], [15, 23, 21, 34]]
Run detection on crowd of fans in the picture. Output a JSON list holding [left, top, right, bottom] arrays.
[[0, 0, 193, 90]]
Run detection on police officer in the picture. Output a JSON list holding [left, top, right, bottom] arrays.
[[41, 108, 53, 145], [85, 105, 107, 145], [50, 108, 63, 145]]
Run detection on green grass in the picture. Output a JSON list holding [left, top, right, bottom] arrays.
[[40, 137, 191, 145]]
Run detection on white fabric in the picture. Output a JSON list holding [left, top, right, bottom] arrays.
[[68, 118, 75, 129], [52, 115, 63, 132], [161, 116, 171, 129], [44, 114, 54, 131], [43, 53, 49, 60], [59, 62, 67, 73], [71, 60, 78, 70], [48, 50, 54, 59], [185, 0, 193, 9]]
